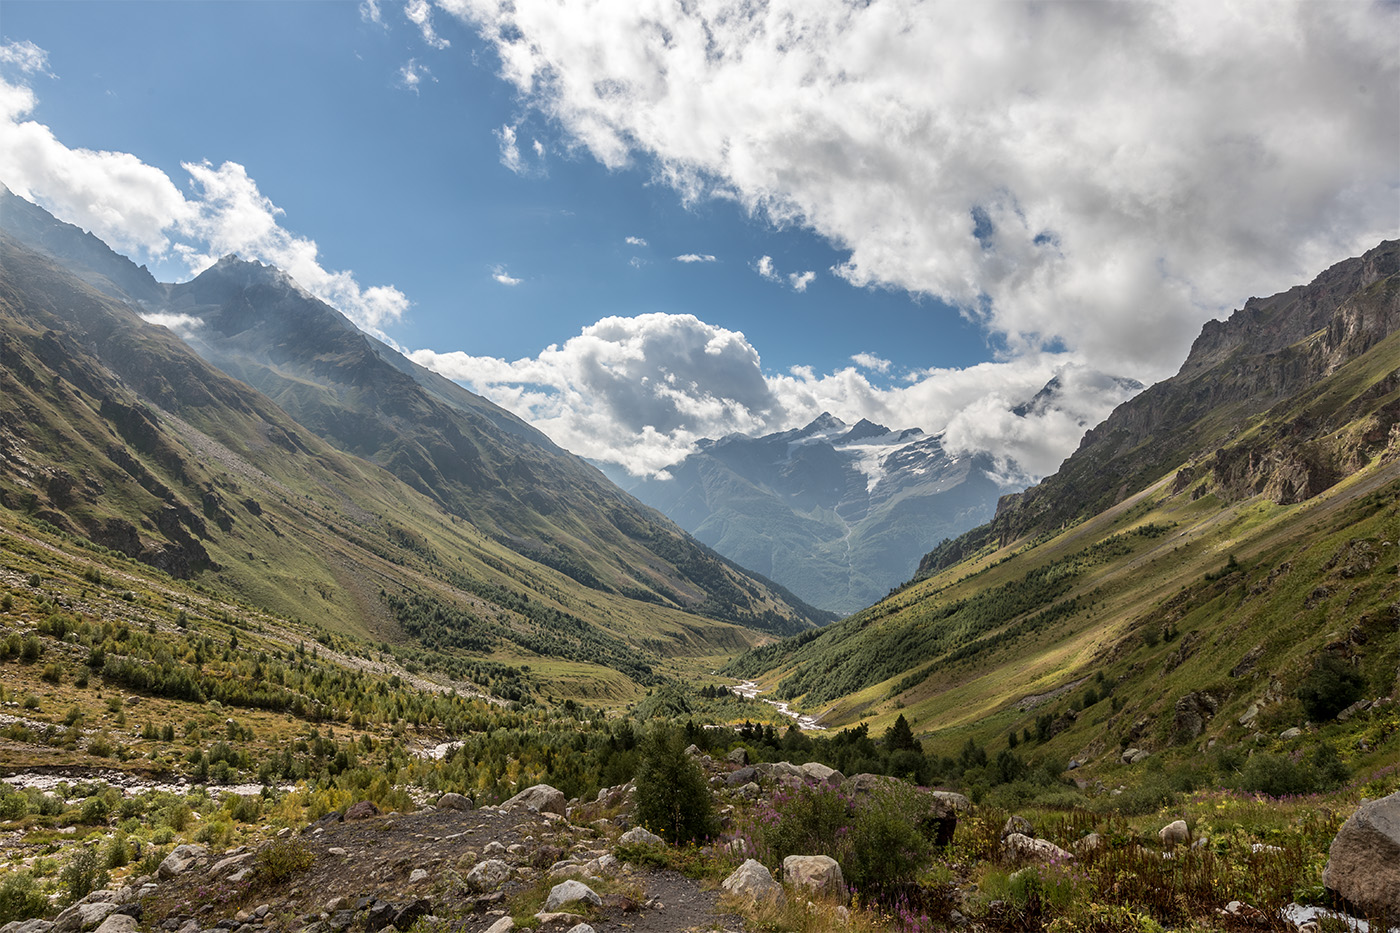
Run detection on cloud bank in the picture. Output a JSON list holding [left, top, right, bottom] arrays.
[[0, 54, 407, 334]]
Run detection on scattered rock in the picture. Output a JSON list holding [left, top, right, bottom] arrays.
[[157, 844, 208, 880], [408, 868, 429, 884], [466, 859, 511, 893], [1159, 820, 1190, 848], [928, 791, 972, 813], [482, 919, 514, 933], [1279, 727, 1304, 740], [724, 766, 758, 786], [52, 902, 118, 933], [1004, 833, 1073, 863], [726, 747, 748, 765], [783, 855, 846, 901], [437, 793, 472, 811], [1323, 789, 1400, 918], [92, 917, 137, 933], [564, 925, 596, 933], [1002, 815, 1034, 839], [721, 859, 784, 906], [1074, 833, 1105, 854], [343, 800, 381, 821], [618, 826, 664, 846], [544, 880, 602, 912], [800, 762, 843, 787], [502, 784, 568, 817]]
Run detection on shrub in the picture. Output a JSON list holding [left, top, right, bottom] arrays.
[[633, 725, 716, 844], [1297, 655, 1365, 721], [254, 839, 314, 883], [0, 871, 48, 923], [59, 847, 109, 905]]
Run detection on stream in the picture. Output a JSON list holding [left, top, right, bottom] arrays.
[[730, 680, 827, 730]]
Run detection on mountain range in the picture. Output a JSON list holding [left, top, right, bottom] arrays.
[[0, 187, 831, 704], [612, 414, 1015, 614]]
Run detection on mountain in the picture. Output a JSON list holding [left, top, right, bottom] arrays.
[[0, 192, 831, 702], [727, 240, 1399, 766], [614, 414, 1014, 613]]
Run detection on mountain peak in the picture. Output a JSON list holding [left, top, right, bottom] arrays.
[[838, 418, 893, 443], [799, 412, 848, 436]]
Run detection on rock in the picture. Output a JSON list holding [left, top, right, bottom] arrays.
[[1002, 815, 1034, 839], [502, 784, 568, 817], [92, 918, 137, 933], [800, 762, 844, 787], [724, 766, 758, 786], [721, 859, 784, 906], [684, 744, 701, 757], [1336, 699, 1371, 722], [1004, 833, 1074, 863], [842, 772, 893, 795], [618, 826, 664, 846], [209, 851, 255, 877], [1159, 820, 1190, 847], [1074, 833, 1105, 854], [1173, 691, 1222, 742], [466, 859, 512, 893], [52, 902, 117, 933], [1279, 727, 1304, 740], [928, 790, 972, 813], [1323, 790, 1400, 918], [1238, 703, 1260, 726], [344, 800, 380, 821], [437, 792, 472, 811], [736, 781, 761, 800], [483, 841, 507, 857], [533, 913, 587, 929], [544, 880, 602, 912], [564, 926, 596, 933], [783, 855, 846, 901], [483, 919, 514, 933], [726, 747, 748, 765], [157, 844, 208, 880], [1, 920, 54, 933], [408, 868, 429, 883], [393, 899, 432, 930]]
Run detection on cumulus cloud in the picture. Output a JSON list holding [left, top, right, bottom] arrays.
[[625, 235, 647, 247], [491, 264, 522, 286], [410, 311, 1136, 478], [404, 0, 449, 49], [0, 63, 407, 335], [788, 270, 815, 292], [674, 253, 715, 263], [753, 254, 815, 291], [443, 0, 1399, 383], [397, 58, 433, 93]]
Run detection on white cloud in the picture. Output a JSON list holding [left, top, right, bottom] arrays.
[[851, 352, 891, 374], [788, 270, 815, 292], [754, 254, 814, 290], [359, 0, 384, 25], [532, 138, 545, 158], [410, 311, 1135, 479], [404, 0, 449, 49], [0, 65, 407, 335], [443, 0, 1399, 384], [491, 264, 522, 286], [397, 58, 433, 93], [496, 123, 521, 173], [0, 39, 52, 75], [674, 253, 716, 263], [625, 235, 648, 247], [754, 255, 777, 282], [138, 311, 203, 337]]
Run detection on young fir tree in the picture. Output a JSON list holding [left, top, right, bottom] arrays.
[[633, 725, 716, 844]]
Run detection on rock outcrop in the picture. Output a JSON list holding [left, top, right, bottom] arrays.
[[1323, 790, 1400, 919]]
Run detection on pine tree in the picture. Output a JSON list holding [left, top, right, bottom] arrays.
[[633, 725, 716, 844]]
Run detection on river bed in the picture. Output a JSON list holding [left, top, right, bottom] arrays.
[[730, 680, 827, 730]]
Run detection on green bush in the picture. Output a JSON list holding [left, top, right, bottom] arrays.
[[59, 847, 109, 905], [0, 871, 48, 923], [254, 838, 314, 883], [633, 725, 716, 844], [1297, 656, 1365, 721]]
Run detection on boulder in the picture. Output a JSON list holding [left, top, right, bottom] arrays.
[[92, 917, 137, 933], [52, 902, 119, 933], [502, 784, 568, 817], [842, 772, 894, 795], [1159, 820, 1190, 848], [800, 762, 844, 787], [1, 921, 54, 933], [1004, 833, 1073, 864], [1279, 727, 1304, 740], [343, 800, 380, 821], [483, 919, 514, 933], [721, 859, 784, 906], [1002, 815, 1034, 839], [618, 826, 664, 846], [783, 854, 846, 901], [1323, 790, 1400, 919], [928, 790, 972, 813], [544, 880, 602, 912], [564, 925, 596, 933], [157, 843, 208, 880], [1073, 833, 1105, 854], [727, 747, 749, 765], [725, 766, 758, 786], [466, 859, 511, 893], [437, 792, 472, 812]]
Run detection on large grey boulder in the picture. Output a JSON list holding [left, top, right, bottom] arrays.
[[502, 783, 568, 817], [800, 762, 844, 787], [783, 855, 846, 901], [1004, 833, 1074, 864], [466, 859, 512, 893], [437, 792, 472, 811], [721, 859, 784, 906], [92, 917, 137, 933], [1, 920, 54, 933], [52, 902, 117, 933], [1159, 820, 1190, 848], [544, 880, 602, 912], [1323, 790, 1400, 919], [157, 843, 209, 880], [618, 826, 664, 846]]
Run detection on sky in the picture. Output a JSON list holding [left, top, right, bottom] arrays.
[[1, 1, 1396, 481]]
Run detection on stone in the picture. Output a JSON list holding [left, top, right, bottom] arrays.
[[466, 859, 512, 893], [483, 840, 507, 857], [684, 744, 701, 757], [726, 747, 748, 765], [1, 921, 54, 933], [209, 852, 255, 877], [502, 784, 568, 817], [1073, 833, 1105, 854], [1238, 703, 1260, 726], [800, 762, 844, 787], [736, 781, 761, 799], [1004, 833, 1074, 863], [1322, 790, 1400, 918], [92, 918, 137, 933], [408, 868, 429, 883], [1279, 727, 1304, 740], [721, 859, 784, 906], [564, 926, 596, 933], [157, 844, 208, 880], [782, 855, 846, 901], [483, 919, 514, 933], [544, 880, 602, 912], [617, 826, 663, 846], [344, 800, 381, 821], [724, 766, 758, 786], [437, 792, 472, 811], [393, 899, 432, 929], [1173, 691, 1221, 742], [52, 902, 117, 933], [1159, 820, 1190, 848], [1002, 815, 1034, 839], [929, 791, 972, 813]]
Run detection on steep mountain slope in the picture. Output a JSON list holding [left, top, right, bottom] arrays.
[[0, 233, 821, 703], [0, 188, 827, 638], [616, 414, 1012, 613], [728, 241, 1400, 769]]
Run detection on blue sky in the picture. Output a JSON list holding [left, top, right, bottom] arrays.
[[2, 1, 1396, 477]]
